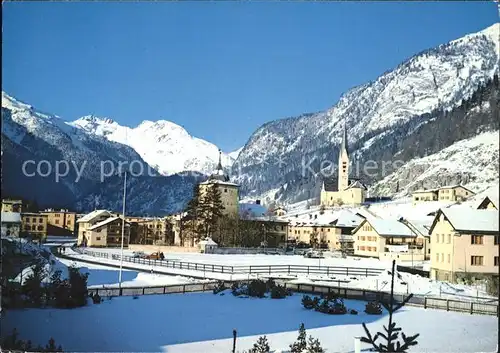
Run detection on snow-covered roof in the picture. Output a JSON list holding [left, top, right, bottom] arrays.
[[333, 210, 364, 228], [77, 209, 111, 223], [413, 189, 439, 194], [438, 184, 475, 193], [88, 216, 124, 230], [438, 208, 498, 234], [404, 217, 434, 237], [1, 212, 21, 223], [198, 237, 218, 246], [239, 203, 268, 218], [360, 219, 415, 237]]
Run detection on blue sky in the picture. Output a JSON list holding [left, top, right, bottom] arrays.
[[2, 2, 498, 152]]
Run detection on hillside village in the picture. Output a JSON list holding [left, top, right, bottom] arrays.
[[2, 129, 498, 289], [1, 6, 499, 352]]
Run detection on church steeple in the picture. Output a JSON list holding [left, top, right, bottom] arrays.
[[216, 149, 223, 172], [340, 119, 348, 157], [338, 119, 349, 191]]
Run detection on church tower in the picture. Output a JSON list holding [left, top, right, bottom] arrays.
[[338, 121, 349, 191]]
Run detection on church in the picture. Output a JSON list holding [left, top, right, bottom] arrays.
[[320, 123, 367, 206]]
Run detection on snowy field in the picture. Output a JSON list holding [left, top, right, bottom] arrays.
[[76, 247, 392, 268], [2, 292, 497, 353], [58, 257, 209, 288], [63, 248, 496, 301]]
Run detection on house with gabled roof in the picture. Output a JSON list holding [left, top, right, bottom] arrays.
[[352, 218, 426, 261], [428, 207, 499, 283]]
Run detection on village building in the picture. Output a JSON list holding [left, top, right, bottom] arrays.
[[475, 193, 499, 210], [352, 218, 427, 262], [287, 210, 362, 252], [76, 209, 130, 247], [1, 212, 22, 237], [274, 206, 287, 217], [134, 217, 173, 245], [20, 212, 48, 241], [412, 185, 476, 205], [400, 217, 433, 260], [320, 123, 367, 206], [1, 199, 23, 213], [428, 207, 499, 283], [40, 209, 77, 236], [198, 237, 218, 253]]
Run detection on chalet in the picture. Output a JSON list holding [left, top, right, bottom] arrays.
[[352, 218, 426, 261], [429, 207, 499, 283]]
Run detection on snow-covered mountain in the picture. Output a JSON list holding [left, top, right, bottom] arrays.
[[369, 130, 500, 197], [233, 23, 500, 205], [229, 147, 243, 161], [1, 92, 201, 215], [70, 116, 234, 176]]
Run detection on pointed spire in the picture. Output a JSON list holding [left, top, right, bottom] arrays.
[[217, 149, 223, 171], [341, 119, 348, 154]]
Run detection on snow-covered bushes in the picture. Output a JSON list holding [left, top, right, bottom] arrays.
[[270, 284, 290, 299], [301, 294, 348, 315], [364, 301, 383, 315], [213, 280, 226, 294]]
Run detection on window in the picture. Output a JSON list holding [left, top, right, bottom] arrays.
[[55, 214, 61, 218], [415, 197, 419, 201], [471, 256, 484, 266], [495, 257, 499, 267], [55, 219, 59, 225], [26, 218, 30, 223], [39, 218, 43, 223], [361, 236, 366, 241], [447, 234, 451, 244], [224, 188, 227, 193], [31, 225, 36, 231], [441, 234, 444, 243], [96, 237, 101, 241], [96, 229, 101, 233], [471, 235, 484, 245], [327, 228, 330, 232], [447, 254, 450, 263], [435, 234, 439, 243], [37, 225, 43, 231], [32, 218, 36, 223], [441, 253, 444, 262]]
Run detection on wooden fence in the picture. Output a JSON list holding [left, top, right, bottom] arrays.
[[87, 280, 498, 316], [73, 248, 384, 277]]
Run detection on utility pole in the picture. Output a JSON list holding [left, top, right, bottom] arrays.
[[118, 171, 127, 290]]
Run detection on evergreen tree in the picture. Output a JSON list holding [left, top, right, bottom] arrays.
[[290, 323, 307, 353], [200, 184, 224, 239], [183, 185, 205, 245], [249, 336, 270, 353], [360, 260, 419, 352], [306, 336, 325, 353]]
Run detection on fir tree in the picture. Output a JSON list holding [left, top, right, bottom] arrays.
[[249, 336, 270, 353], [290, 323, 307, 353], [360, 260, 419, 352], [200, 184, 224, 239], [183, 184, 205, 244], [306, 336, 325, 353]]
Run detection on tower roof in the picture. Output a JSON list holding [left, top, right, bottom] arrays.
[[208, 149, 229, 182]]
